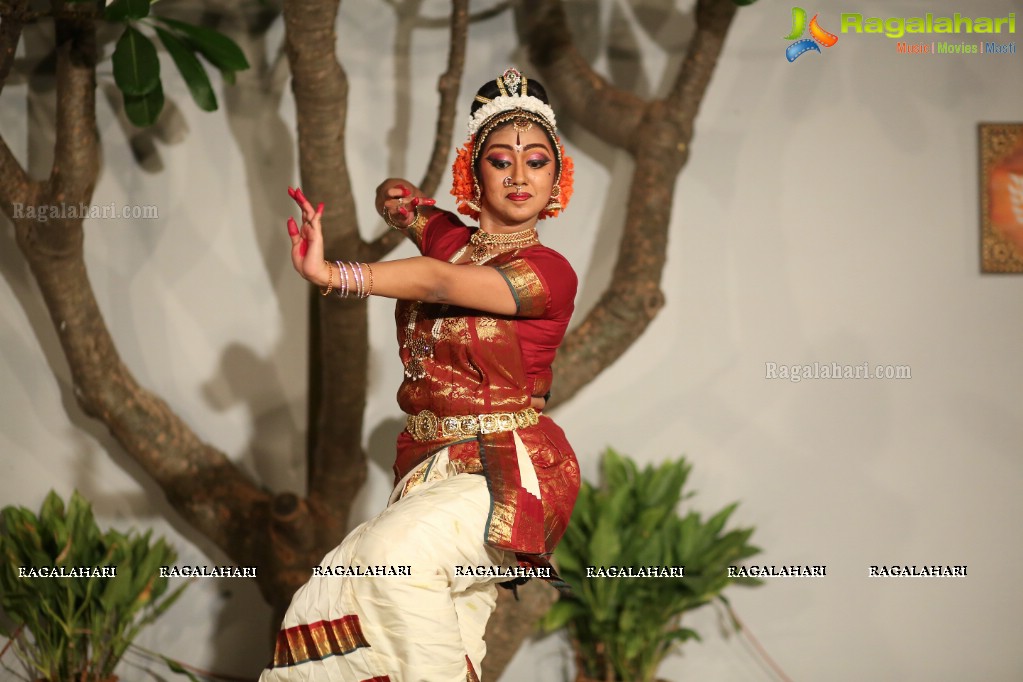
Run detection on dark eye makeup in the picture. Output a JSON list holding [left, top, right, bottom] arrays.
[[485, 156, 512, 169], [485, 155, 551, 171]]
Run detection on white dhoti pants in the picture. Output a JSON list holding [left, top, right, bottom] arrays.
[[260, 449, 519, 682]]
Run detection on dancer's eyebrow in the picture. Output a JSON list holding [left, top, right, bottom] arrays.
[[486, 143, 551, 152]]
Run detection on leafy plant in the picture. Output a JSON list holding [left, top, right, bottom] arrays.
[[65, 0, 250, 126], [0, 490, 188, 682], [540, 449, 762, 682]]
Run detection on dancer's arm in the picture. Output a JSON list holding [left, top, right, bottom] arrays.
[[286, 187, 518, 316]]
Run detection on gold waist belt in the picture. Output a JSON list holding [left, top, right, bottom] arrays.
[[406, 407, 539, 442]]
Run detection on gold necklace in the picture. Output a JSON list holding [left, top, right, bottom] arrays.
[[468, 227, 539, 264], [401, 230, 540, 380]]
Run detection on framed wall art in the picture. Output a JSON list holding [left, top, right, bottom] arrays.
[[980, 123, 1023, 273]]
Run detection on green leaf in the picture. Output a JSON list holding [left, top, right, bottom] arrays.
[[664, 627, 701, 646], [553, 542, 580, 576], [102, 563, 135, 611], [113, 25, 160, 96], [124, 80, 165, 127], [147, 579, 190, 622], [602, 448, 631, 492], [162, 655, 203, 682], [588, 486, 628, 567], [105, 0, 151, 21], [40, 490, 65, 529], [154, 17, 250, 73], [539, 599, 585, 632], [570, 482, 594, 531], [649, 458, 689, 509], [105, 0, 152, 21], [155, 26, 217, 112], [704, 502, 739, 541]]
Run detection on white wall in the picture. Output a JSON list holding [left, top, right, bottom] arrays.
[[2, 0, 1022, 680]]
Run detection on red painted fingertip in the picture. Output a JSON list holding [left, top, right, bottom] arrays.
[[287, 186, 296, 199], [299, 239, 308, 257], [422, 198, 437, 206], [287, 216, 299, 236], [296, 188, 308, 203], [400, 185, 411, 197], [316, 202, 324, 215], [398, 206, 409, 217]]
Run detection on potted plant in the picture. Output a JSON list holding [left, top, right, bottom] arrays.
[[0, 490, 188, 682], [540, 449, 762, 682]]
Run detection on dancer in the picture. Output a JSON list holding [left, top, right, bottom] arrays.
[[262, 69, 579, 682]]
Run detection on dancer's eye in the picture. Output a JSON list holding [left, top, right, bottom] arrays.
[[526, 156, 551, 169], [486, 156, 512, 170]]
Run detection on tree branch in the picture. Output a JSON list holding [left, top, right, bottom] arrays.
[[549, 141, 670, 408], [0, 0, 27, 96], [518, 0, 646, 151], [0, 0, 33, 213], [366, 0, 469, 261], [548, 1, 737, 409], [417, 0, 467, 197], [381, 0, 510, 27], [6, 1, 274, 586], [0, 132, 32, 216], [48, 0, 98, 209], [15, 228, 278, 589], [665, 0, 737, 128]]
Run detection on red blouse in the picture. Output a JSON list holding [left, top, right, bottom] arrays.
[[392, 210, 580, 564]]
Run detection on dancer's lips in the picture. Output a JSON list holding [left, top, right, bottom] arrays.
[[507, 193, 532, 201]]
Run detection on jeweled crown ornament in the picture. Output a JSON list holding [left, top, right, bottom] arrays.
[[500, 68, 522, 96], [467, 68, 558, 138]]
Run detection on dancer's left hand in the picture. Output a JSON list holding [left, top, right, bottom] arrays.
[[376, 179, 436, 228]]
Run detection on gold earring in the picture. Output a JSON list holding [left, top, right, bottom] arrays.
[[545, 184, 562, 212], [466, 181, 482, 212]]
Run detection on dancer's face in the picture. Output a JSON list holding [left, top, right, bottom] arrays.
[[477, 122, 556, 230]]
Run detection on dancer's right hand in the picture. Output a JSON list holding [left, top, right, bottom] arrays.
[[286, 186, 329, 287]]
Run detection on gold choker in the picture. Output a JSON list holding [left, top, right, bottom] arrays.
[[469, 227, 539, 264]]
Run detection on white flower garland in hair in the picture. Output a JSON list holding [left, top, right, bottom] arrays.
[[466, 95, 557, 138]]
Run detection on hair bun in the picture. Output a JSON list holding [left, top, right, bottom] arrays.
[[470, 69, 551, 117]]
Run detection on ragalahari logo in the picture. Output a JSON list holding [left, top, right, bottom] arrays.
[[784, 7, 839, 61]]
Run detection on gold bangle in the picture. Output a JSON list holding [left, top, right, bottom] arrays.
[[321, 260, 333, 296], [410, 210, 427, 232], [383, 204, 420, 231], [363, 263, 374, 298]]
